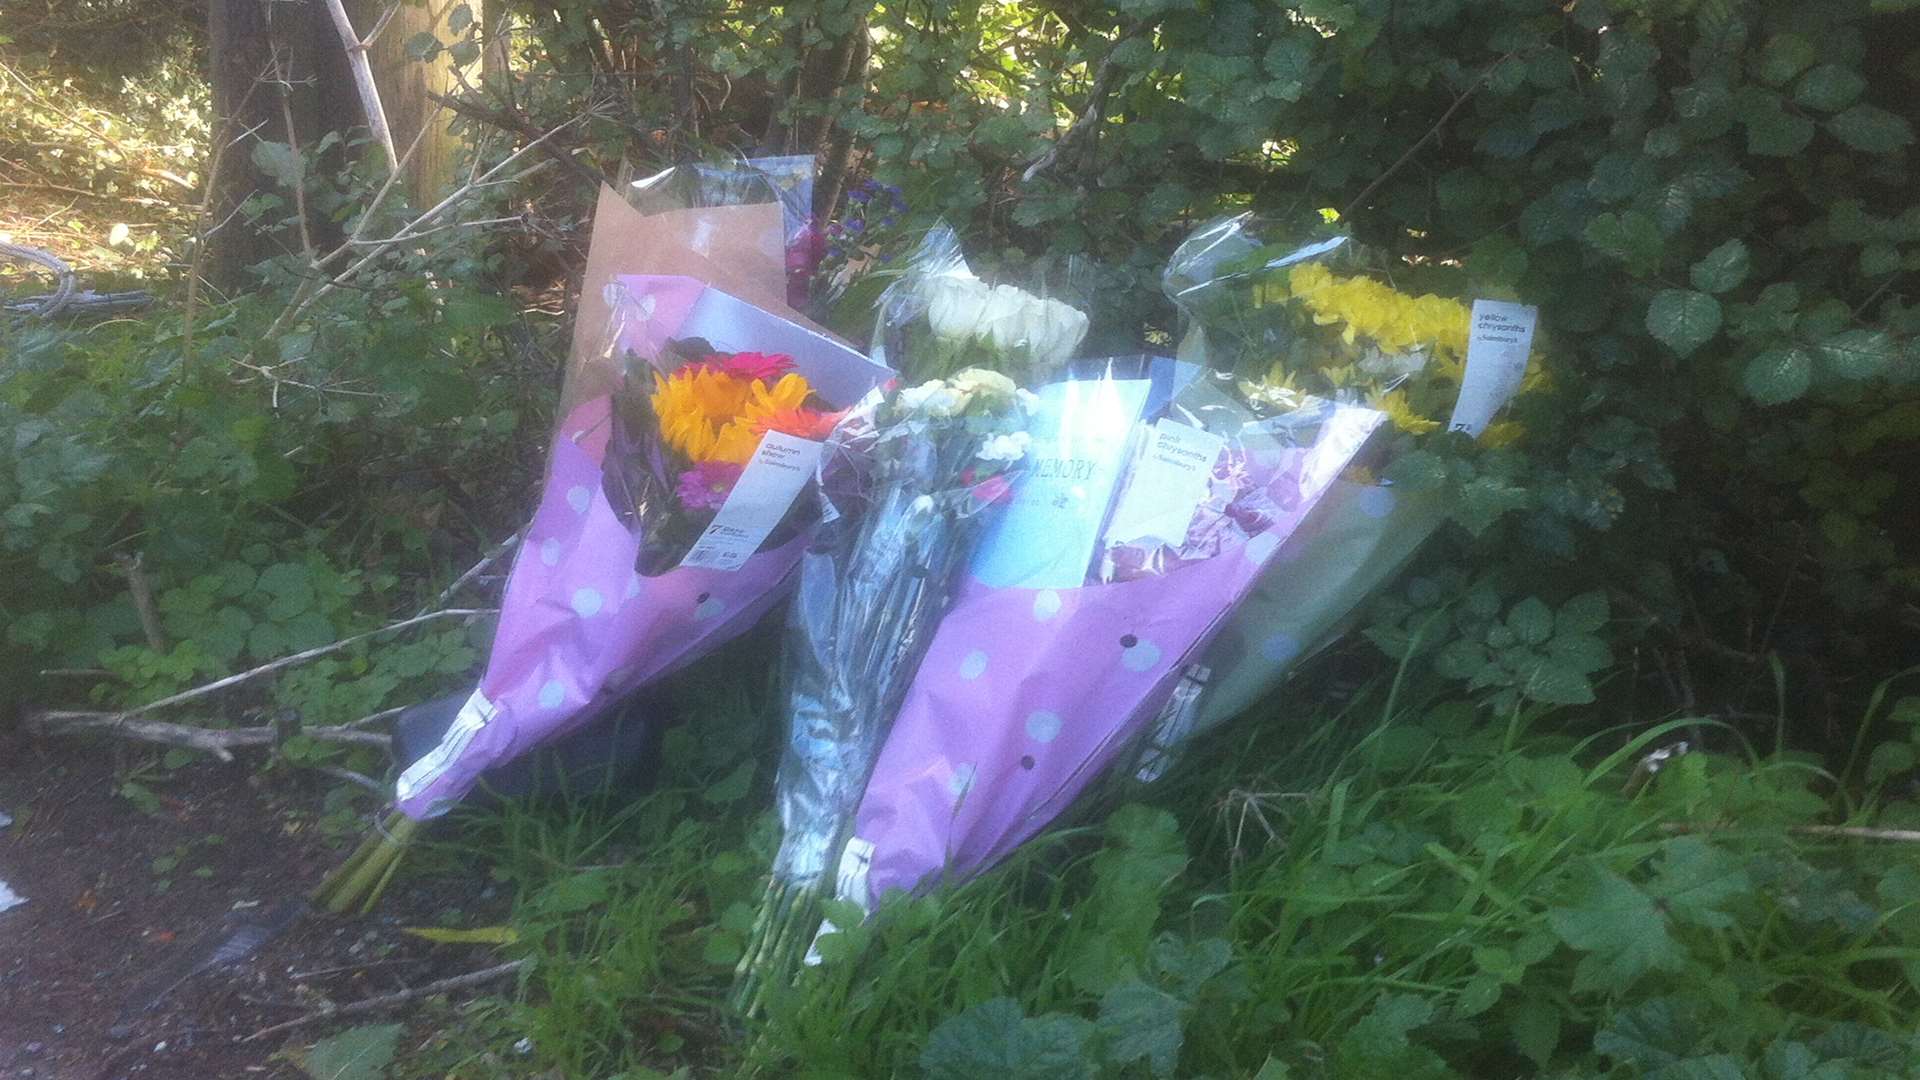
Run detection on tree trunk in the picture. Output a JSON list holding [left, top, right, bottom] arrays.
[[348, 0, 477, 204], [204, 0, 344, 293]]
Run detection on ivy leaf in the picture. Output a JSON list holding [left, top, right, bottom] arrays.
[[1646, 289, 1723, 356], [1827, 105, 1916, 153], [1818, 329, 1896, 380], [1689, 239, 1750, 294], [1548, 866, 1685, 991], [922, 999, 1095, 1080], [1743, 346, 1814, 404], [1792, 65, 1866, 112]]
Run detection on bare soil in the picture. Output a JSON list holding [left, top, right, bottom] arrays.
[[0, 732, 511, 1080]]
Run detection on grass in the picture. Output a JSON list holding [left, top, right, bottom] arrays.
[[386, 651, 1920, 1079]]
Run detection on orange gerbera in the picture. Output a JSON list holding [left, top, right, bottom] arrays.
[[752, 405, 842, 441]]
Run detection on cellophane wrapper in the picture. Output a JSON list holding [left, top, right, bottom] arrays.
[[822, 358, 1382, 917], [393, 263, 889, 818]]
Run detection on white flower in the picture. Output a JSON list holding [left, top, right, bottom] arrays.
[[985, 284, 1040, 353], [897, 379, 967, 418], [923, 275, 995, 342], [950, 367, 1017, 404], [895, 379, 947, 412], [976, 430, 1032, 463], [982, 288, 1088, 365], [1359, 346, 1429, 381], [1024, 296, 1090, 364]]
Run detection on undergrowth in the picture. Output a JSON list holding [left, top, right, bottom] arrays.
[[395, 654, 1920, 1079]]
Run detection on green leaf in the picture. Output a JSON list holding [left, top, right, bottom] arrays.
[[1508, 995, 1561, 1067], [1646, 290, 1723, 356], [1755, 34, 1816, 86], [1792, 65, 1866, 112], [447, 2, 473, 32], [1098, 980, 1186, 1077], [921, 999, 1095, 1080], [1868, 741, 1916, 784], [250, 140, 302, 188], [1827, 105, 1916, 153], [1594, 997, 1703, 1068], [1741, 96, 1817, 157], [1341, 993, 1434, 1059], [1556, 591, 1610, 635], [1743, 346, 1814, 404], [1649, 836, 1751, 929], [1584, 211, 1664, 275], [1818, 329, 1897, 379], [1522, 660, 1596, 705], [1506, 597, 1553, 646], [1548, 866, 1684, 991], [404, 30, 441, 61], [297, 1023, 403, 1080], [701, 760, 755, 805], [1689, 239, 1750, 294], [1384, 450, 1448, 491]]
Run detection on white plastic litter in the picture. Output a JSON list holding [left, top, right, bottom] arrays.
[[0, 879, 24, 914]]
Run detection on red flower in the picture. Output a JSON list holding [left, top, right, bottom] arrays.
[[720, 351, 796, 381]]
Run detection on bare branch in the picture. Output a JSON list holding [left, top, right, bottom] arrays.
[[321, 0, 401, 172], [243, 959, 530, 1042]]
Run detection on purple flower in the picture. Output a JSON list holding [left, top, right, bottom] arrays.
[[678, 461, 743, 511]]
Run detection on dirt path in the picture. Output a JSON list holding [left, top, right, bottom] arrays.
[[0, 734, 508, 1079]]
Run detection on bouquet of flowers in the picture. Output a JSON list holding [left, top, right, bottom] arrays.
[[733, 366, 1035, 1011], [802, 360, 1382, 933], [314, 267, 887, 914], [1132, 213, 1545, 779], [390, 275, 889, 822]]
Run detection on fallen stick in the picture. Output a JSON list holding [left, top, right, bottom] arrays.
[[243, 958, 529, 1042], [125, 608, 492, 719], [1661, 822, 1920, 843], [23, 714, 393, 763]]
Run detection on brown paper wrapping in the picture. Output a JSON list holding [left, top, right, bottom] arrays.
[[560, 185, 841, 420]]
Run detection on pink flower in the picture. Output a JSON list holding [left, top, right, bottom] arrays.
[[677, 461, 743, 510], [969, 471, 1014, 507], [720, 351, 796, 381]]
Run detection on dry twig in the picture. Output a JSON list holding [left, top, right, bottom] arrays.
[[243, 959, 530, 1042]]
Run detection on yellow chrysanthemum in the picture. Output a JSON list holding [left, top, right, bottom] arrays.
[[1286, 264, 1472, 363], [1480, 421, 1526, 449], [1369, 388, 1441, 435]]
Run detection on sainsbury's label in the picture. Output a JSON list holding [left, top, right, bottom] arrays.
[[680, 432, 825, 571], [1448, 299, 1539, 436]]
